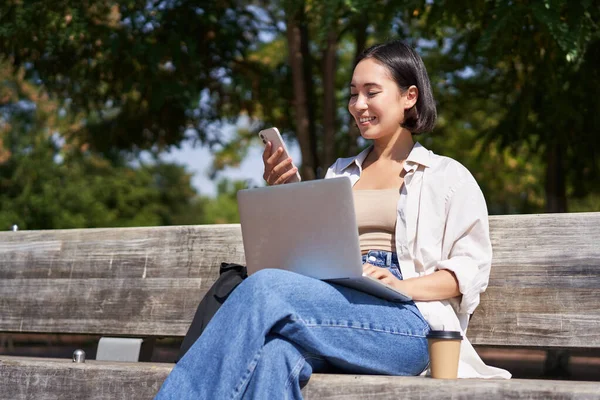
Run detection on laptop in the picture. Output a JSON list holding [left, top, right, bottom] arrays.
[[236, 177, 412, 302]]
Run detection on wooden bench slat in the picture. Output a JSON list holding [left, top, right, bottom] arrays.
[[0, 356, 170, 400], [488, 212, 600, 243], [0, 278, 205, 336], [1, 356, 598, 400], [469, 287, 600, 347], [468, 213, 600, 348], [0, 225, 245, 280], [304, 374, 600, 399]]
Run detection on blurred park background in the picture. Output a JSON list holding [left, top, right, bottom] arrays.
[[1, 0, 599, 379], [1, 0, 599, 232]]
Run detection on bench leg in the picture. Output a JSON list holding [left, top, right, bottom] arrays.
[[543, 349, 571, 378], [139, 337, 156, 362]]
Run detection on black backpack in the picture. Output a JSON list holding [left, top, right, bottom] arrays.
[[177, 262, 248, 361]]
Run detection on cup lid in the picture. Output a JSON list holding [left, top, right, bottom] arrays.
[[426, 330, 463, 340]]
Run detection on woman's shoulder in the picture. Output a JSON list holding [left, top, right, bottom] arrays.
[[427, 151, 477, 183], [424, 151, 483, 202]]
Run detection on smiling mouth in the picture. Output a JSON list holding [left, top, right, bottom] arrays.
[[358, 116, 376, 124]]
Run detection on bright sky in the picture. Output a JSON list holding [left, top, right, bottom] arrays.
[[161, 135, 303, 197]]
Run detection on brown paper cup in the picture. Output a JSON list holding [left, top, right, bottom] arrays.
[[426, 330, 463, 379]]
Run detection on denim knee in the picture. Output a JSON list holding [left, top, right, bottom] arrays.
[[245, 269, 296, 287], [239, 269, 300, 299]]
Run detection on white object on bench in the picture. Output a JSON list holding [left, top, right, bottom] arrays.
[[96, 337, 144, 362]]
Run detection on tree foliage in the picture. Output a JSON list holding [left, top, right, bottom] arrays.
[[421, 0, 600, 211], [0, 129, 204, 230], [1, 0, 599, 227], [0, 0, 262, 153], [0, 61, 203, 229]]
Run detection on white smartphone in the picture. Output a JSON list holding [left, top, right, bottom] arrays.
[[259, 127, 301, 183]]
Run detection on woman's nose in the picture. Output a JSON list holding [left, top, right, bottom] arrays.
[[354, 94, 368, 110]]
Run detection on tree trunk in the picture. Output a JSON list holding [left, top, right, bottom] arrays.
[[286, 7, 316, 181], [299, 19, 319, 177], [544, 140, 567, 212], [321, 26, 338, 173], [347, 19, 368, 156]]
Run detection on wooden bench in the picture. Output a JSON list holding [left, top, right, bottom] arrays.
[[1, 212, 599, 399]]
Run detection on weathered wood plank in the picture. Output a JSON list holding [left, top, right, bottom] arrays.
[[0, 224, 245, 279], [1, 279, 599, 346], [304, 374, 600, 400], [469, 213, 600, 347], [2, 213, 597, 280], [0, 279, 207, 336], [489, 213, 600, 272], [1, 356, 599, 400], [469, 288, 600, 347], [0, 213, 599, 348], [0, 356, 170, 400]]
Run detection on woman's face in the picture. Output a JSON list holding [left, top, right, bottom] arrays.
[[348, 58, 417, 140]]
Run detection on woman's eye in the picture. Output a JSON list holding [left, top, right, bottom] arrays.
[[349, 93, 358, 98], [368, 92, 380, 97]]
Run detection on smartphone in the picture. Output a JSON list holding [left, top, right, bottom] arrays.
[[259, 127, 301, 183]]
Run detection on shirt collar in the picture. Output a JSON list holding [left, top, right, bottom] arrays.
[[338, 145, 372, 171], [404, 142, 431, 172], [338, 141, 431, 172]]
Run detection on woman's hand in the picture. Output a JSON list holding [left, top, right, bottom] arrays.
[[262, 141, 299, 185], [364, 263, 461, 301], [363, 263, 404, 290]]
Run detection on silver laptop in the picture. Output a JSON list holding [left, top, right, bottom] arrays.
[[236, 177, 412, 302]]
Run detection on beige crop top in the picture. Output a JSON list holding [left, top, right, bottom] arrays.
[[352, 189, 399, 253]]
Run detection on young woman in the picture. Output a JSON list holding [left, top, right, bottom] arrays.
[[155, 40, 510, 400]]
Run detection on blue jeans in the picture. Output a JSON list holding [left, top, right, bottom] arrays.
[[155, 251, 430, 400], [362, 250, 403, 280]]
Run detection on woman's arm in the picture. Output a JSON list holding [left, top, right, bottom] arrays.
[[363, 264, 460, 301]]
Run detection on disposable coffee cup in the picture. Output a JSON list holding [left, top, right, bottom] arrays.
[[426, 330, 463, 379]]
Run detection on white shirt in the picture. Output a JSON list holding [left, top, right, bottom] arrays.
[[324, 142, 511, 379]]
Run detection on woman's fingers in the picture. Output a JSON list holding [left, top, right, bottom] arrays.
[[261, 141, 272, 164], [262, 145, 287, 184], [266, 146, 284, 167], [363, 263, 401, 288], [363, 264, 392, 280], [266, 156, 294, 185], [271, 156, 293, 175], [262, 143, 298, 185], [274, 165, 298, 185], [362, 263, 375, 274], [262, 143, 273, 181], [262, 143, 281, 181]]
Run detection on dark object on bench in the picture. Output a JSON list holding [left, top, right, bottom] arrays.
[[177, 262, 247, 361]]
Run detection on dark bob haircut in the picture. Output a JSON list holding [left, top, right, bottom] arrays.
[[355, 40, 437, 134]]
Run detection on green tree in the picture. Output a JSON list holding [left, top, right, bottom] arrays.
[[0, 62, 204, 230], [3, 0, 599, 218], [196, 178, 246, 224], [212, 0, 417, 179], [0, 0, 262, 153], [223, 0, 600, 213], [0, 128, 205, 230], [422, 0, 600, 211]]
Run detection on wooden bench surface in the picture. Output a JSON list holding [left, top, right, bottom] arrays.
[[1, 212, 599, 399], [1, 213, 600, 349], [1, 356, 599, 400]]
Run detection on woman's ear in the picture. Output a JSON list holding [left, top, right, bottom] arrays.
[[405, 85, 418, 109]]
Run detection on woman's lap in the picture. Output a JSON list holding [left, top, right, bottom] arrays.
[[224, 268, 430, 375], [156, 267, 430, 399]]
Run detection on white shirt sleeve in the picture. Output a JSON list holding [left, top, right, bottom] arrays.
[[435, 176, 493, 315]]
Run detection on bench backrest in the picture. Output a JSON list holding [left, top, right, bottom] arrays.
[[1, 213, 599, 349]]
